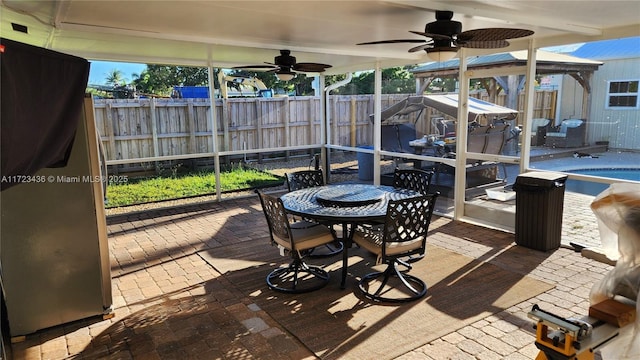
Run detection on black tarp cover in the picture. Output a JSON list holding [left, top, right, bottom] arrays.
[[1, 38, 90, 190]]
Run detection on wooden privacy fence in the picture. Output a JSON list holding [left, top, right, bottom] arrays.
[[93, 91, 557, 163]]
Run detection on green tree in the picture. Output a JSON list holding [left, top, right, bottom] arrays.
[[133, 65, 209, 97], [425, 77, 458, 93], [124, 64, 419, 98], [91, 69, 135, 99], [105, 69, 126, 87], [287, 73, 316, 95], [325, 66, 417, 95]]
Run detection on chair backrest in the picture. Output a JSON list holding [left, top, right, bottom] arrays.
[[530, 118, 550, 131], [381, 193, 439, 260], [483, 124, 509, 156], [467, 125, 491, 153], [560, 119, 584, 133], [392, 168, 433, 195], [285, 169, 324, 191], [257, 191, 292, 249], [381, 123, 417, 153]]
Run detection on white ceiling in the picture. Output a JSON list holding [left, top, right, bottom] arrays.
[[2, 1, 639, 74]]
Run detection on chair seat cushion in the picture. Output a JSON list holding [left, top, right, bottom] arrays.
[[273, 224, 335, 252], [290, 220, 321, 229], [353, 227, 424, 263], [562, 119, 583, 128]]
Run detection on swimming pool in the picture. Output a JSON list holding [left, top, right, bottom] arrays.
[[565, 168, 640, 196]]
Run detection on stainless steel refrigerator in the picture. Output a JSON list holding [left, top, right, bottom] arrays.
[[1, 97, 112, 337]]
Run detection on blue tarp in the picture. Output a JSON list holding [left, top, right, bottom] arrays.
[[173, 86, 209, 98]]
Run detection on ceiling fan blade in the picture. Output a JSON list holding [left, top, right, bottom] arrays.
[[293, 63, 332, 72], [357, 39, 427, 45], [408, 31, 452, 41], [457, 39, 510, 49], [233, 65, 279, 70], [457, 28, 534, 42], [408, 43, 434, 53], [358, 12, 533, 53]]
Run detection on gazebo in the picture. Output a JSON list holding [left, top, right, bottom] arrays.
[[411, 49, 603, 122]]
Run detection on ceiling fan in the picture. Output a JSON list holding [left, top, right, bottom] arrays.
[[357, 10, 534, 61], [232, 50, 332, 81]]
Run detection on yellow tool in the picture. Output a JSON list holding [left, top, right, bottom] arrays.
[[528, 304, 620, 360]]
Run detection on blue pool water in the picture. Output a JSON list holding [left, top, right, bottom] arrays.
[[565, 168, 640, 196]]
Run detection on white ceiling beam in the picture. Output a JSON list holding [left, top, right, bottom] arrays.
[[47, 0, 71, 48], [52, 0, 71, 28], [58, 21, 422, 63]]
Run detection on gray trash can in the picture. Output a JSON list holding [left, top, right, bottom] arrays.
[[513, 172, 568, 251], [357, 146, 374, 181]]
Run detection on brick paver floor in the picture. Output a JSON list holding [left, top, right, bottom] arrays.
[[8, 192, 616, 360]]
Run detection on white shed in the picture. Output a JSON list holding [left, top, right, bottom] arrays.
[[562, 37, 640, 151]]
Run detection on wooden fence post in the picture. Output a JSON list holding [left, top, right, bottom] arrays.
[[549, 91, 557, 120], [308, 97, 314, 157], [105, 102, 117, 173], [256, 98, 263, 163], [350, 97, 356, 147], [332, 95, 338, 146], [105, 102, 117, 158], [150, 98, 159, 171], [283, 97, 290, 161], [221, 99, 229, 152], [187, 99, 196, 154]]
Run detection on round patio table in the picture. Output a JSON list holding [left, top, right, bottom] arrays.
[[280, 184, 420, 288]]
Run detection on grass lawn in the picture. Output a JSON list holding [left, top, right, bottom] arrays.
[[105, 166, 282, 208]]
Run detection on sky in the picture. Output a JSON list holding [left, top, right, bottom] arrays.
[[88, 60, 146, 85]]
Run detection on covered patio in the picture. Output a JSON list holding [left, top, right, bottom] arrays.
[[8, 192, 612, 359], [2, 1, 639, 359]]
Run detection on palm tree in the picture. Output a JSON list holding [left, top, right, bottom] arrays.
[[105, 69, 126, 86]]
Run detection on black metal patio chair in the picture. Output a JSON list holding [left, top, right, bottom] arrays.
[[284, 169, 344, 257], [257, 191, 335, 293], [352, 193, 439, 302], [392, 168, 434, 195]]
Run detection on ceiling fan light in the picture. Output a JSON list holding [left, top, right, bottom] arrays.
[[276, 72, 295, 81], [426, 48, 458, 62]]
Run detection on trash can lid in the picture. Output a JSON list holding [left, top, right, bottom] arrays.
[[516, 171, 567, 181], [515, 171, 568, 188]]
